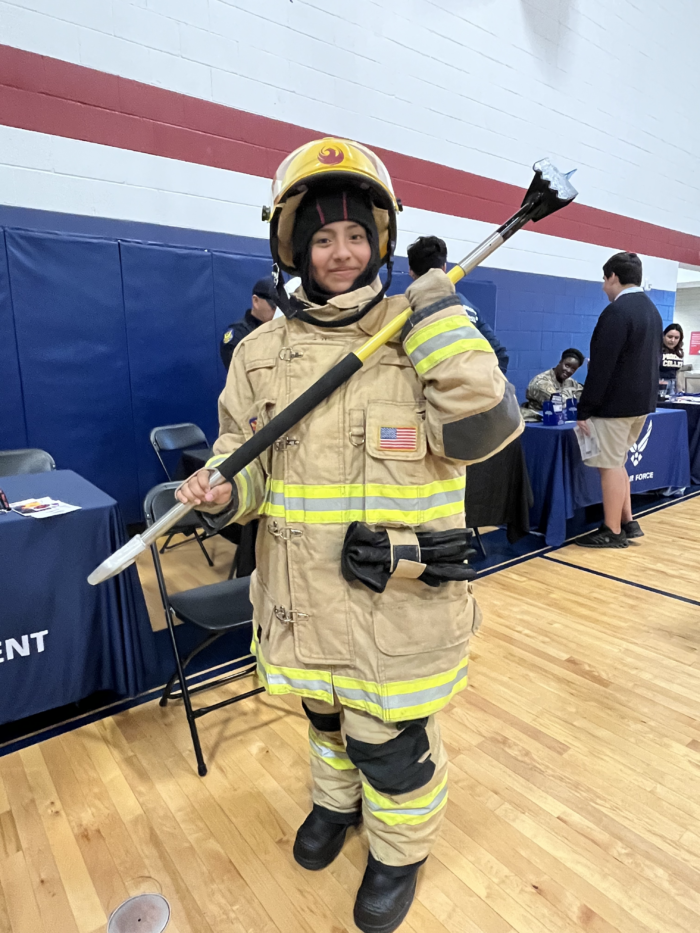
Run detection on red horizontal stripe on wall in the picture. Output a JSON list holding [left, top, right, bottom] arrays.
[[1, 44, 699, 266]]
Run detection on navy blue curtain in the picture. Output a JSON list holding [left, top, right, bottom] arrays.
[[0, 232, 27, 449], [5, 231, 140, 519], [0, 230, 275, 523], [120, 243, 222, 506]]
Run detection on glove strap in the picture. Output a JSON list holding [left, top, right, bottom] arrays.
[[386, 527, 426, 580]]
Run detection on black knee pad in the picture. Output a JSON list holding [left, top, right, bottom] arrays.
[[346, 719, 435, 796], [302, 700, 341, 734]]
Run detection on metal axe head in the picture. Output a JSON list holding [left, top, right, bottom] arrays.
[[522, 159, 578, 222]]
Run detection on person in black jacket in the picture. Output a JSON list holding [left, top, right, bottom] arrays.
[[407, 236, 509, 373], [220, 278, 278, 370], [576, 252, 663, 548]]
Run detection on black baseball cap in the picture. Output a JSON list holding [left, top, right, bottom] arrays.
[[252, 277, 278, 305]]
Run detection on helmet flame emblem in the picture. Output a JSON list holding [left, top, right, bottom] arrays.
[[317, 146, 344, 166]]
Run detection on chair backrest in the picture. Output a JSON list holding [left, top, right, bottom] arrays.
[[0, 448, 56, 476], [150, 423, 208, 453], [144, 482, 200, 533], [150, 423, 209, 481]]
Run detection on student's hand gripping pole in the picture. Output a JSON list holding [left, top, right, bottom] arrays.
[[88, 159, 577, 585]]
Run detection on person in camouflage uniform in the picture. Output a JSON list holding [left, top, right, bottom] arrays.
[[521, 348, 585, 420]]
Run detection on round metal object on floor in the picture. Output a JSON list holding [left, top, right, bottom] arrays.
[[107, 894, 170, 933]]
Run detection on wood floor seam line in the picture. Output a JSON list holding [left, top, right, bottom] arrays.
[[541, 554, 700, 607]]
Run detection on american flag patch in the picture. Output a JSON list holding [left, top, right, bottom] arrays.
[[249, 416, 258, 433], [379, 426, 417, 450]]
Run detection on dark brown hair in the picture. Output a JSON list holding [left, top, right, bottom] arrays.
[[663, 322, 684, 358], [603, 251, 643, 286]]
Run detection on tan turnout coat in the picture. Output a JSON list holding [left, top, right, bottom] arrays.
[[203, 275, 522, 722]]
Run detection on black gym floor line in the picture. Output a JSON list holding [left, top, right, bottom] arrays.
[[541, 554, 700, 608]]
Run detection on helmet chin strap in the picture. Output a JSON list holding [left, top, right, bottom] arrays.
[[272, 251, 395, 329]]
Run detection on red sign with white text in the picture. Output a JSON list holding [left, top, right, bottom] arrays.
[[690, 332, 700, 355]]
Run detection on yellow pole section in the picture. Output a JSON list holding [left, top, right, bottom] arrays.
[[354, 264, 466, 363]]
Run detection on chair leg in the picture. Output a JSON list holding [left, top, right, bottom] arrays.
[[162, 608, 209, 777], [159, 533, 175, 554], [472, 528, 487, 558], [195, 531, 214, 567], [227, 546, 240, 581], [160, 632, 221, 706]]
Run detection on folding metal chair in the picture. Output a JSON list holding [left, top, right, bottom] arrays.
[[150, 423, 209, 480], [149, 425, 214, 564], [0, 448, 56, 476], [145, 483, 264, 776]]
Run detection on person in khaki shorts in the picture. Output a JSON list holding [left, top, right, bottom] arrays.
[[576, 252, 663, 548]]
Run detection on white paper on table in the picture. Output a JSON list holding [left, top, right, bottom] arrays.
[[574, 423, 601, 461], [10, 497, 81, 518]]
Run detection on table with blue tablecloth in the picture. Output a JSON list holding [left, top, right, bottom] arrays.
[[659, 397, 700, 485], [522, 408, 690, 546], [0, 470, 158, 726]]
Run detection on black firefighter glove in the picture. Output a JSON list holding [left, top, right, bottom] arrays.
[[341, 521, 477, 594]]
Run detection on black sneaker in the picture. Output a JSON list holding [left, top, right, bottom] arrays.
[[354, 854, 425, 933], [575, 524, 628, 548], [622, 520, 644, 539], [293, 805, 360, 871]]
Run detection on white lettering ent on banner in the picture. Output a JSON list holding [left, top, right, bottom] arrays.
[[30, 631, 48, 652], [6, 636, 30, 660], [634, 472, 654, 481], [0, 630, 49, 663]]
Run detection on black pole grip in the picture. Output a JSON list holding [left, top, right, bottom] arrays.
[[216, 352, 363, 483]]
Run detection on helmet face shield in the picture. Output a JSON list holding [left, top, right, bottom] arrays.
[[266, 137, 400, 276]]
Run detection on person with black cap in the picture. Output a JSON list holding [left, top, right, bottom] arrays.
[[177, 137, 522, 933], [219, 277, 278, 370]]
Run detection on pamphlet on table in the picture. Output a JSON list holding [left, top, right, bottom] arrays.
[[10, 497, 81, 518]]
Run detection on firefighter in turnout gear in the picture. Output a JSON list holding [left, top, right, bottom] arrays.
[[177, 137, 523, 933]]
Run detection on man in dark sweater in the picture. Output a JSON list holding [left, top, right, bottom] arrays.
[[576, 252, 663, 548], [220, 278, 277, 370]]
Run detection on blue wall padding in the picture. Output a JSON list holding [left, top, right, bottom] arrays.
[[0, 233, 27, 449], [120, 243, 221, 506], [213, 249, 273, 349], [5, 230, 140, 518], [0, 207, 677, 526]]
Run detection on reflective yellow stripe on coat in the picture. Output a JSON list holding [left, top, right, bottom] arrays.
[[252, 630, 469, 723], [405, 314, 493, 375], [259, 476, 466, 525]]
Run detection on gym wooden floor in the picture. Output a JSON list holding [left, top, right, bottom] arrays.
[[1, 497, 700, 933]]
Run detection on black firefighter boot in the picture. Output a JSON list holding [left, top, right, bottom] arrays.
[[293, 804, 361, 870], [353, 853, 426, 933]]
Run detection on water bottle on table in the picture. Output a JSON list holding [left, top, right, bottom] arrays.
[[551, 392, 565, 424]]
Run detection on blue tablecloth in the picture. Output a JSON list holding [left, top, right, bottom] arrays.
[[522, 409, 690, 546], [0, 470, 158, 726], [659, 399, 700, 484]]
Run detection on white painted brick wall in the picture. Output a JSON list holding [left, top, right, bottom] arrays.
[[1, 0, 699, 242]]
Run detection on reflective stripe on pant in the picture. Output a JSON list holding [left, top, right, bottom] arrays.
[[303, 697, 448, 867]]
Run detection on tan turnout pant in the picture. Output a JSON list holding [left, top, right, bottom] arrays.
[[303, 696, 448, 867]]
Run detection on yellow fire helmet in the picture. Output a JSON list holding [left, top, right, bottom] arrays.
[[264, 137, 401, 277]]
